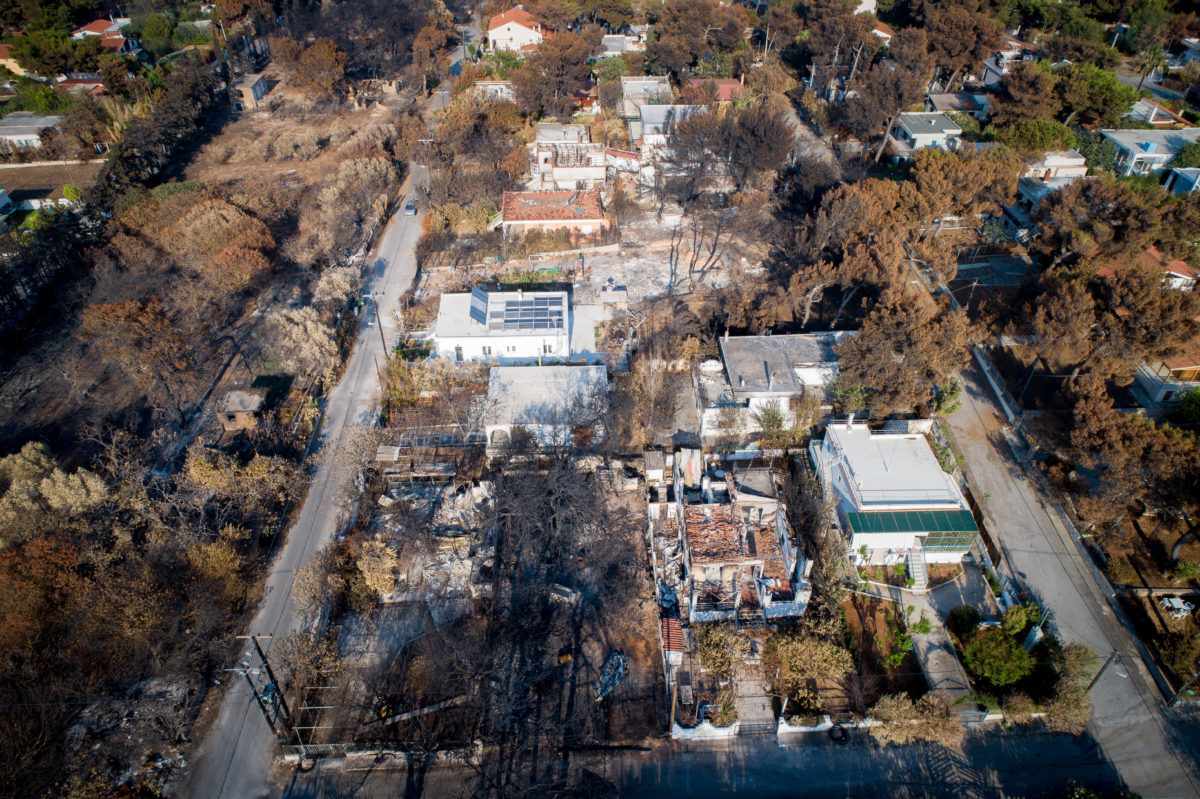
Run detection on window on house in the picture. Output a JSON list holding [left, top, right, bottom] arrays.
[[543, 344, 553, 354], [482, 346, 492, 356]]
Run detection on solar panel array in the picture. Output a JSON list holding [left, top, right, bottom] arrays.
[[486, 294, 565, 331], [469, 286, 488, 325]]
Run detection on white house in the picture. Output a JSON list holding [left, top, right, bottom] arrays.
[[630, 103, 700, 149], [529, 123, 606, 190], [71, 18, 140, 54], [619, 75, 672, 118], [483, 364, 607, 451], [500, 189, 607, 239], [1127, 97, 1189, 127], [1135, 341, 1200, 405], [487, 7, 544, 53], [470, 80, 516, 103], [810, 421, 977, 572], [434, 286, 571, 364], [1166, 167, 1200, 196], [1182, 38, 1200, 65], [892, 112, 961, 156], [698, 332, 853, 440], [1023, 149, 1088, 179], [0, 113, 61, 151], [600, 33, 645, 57], [980, 36, 1035, 86], [1101, 128, 1200, 176]]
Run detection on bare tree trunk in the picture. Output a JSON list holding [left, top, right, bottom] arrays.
[[799, 283, 826, 328], [874, 114, 896, 163], [830, 285, 860, 328], [1166, 520, 1199, 573]]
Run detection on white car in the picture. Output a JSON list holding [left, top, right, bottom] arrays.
[[404, 202, 417, 216]]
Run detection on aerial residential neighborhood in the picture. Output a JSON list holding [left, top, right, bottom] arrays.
[[2, 0, 1200, 798]]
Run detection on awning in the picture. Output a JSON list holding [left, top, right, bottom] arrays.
[[846, 509, 978, 536]]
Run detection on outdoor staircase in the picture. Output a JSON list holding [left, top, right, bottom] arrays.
[[909, 541, 929, 593]]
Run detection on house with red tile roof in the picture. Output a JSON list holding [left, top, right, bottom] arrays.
[[1098, 246, 1198, 291], [487, 6, 545, 53], [71, 17, 140, 54], [500, 189, 606, 238], [685, 78, 744, 104]]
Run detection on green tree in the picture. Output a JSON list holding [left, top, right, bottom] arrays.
[[1126, 0, 1171, 54], [1074, 128, 1119, 173], [1058, 62, 1139, 124], [963, 627, 1035, 687], [1171, 141, 1200, 170], [991, 61, 1061, 126], [932, 377, 963, 415], [1177, 387, 1200, 424], [993, 119, 1076, 155], [596, 55, 629, 83]]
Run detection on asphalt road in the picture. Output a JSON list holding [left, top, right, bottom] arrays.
[[944, 363, 1200, 799], [182, 169, 426, 799], [275, 730, 1128, 798]]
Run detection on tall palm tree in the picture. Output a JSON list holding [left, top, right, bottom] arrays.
[[1136, 46, 1167, 91]]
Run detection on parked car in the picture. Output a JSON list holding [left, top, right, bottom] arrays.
[[404, 202, 417, 215]]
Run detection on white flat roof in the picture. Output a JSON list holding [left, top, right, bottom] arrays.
[[827, 422, 964, 509], [436, 289, 569, 339], [484, 365, 607, 426]]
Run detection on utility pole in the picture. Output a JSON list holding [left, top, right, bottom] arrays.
[[1087, 651, 1127, 693], [228, 634, 291, 743], [373, 294, 388, 357], [1168, 669, 1200, 707]]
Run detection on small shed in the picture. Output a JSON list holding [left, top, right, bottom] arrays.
[[644, 450, 666, 484], [218, 389, 267, 432]]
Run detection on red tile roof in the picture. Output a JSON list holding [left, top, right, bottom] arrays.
[[684, 504, 750, 564], [502, 189, 603, 223], [100, 35, 130, 52], [661, 617, 684, 652], [76, 19, 115, 35], [687, 78, 744, 102], [1098, 246, 1198, 283], [488, 7, 541, 33]]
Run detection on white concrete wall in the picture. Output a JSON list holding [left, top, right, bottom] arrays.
[[490, 21, 541, 51], [436, 332, 569, 364], [546, 165, 606, 189]]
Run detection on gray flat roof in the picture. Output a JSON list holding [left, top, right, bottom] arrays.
[[484, 365, 607, 426], [638, 104, 700, 135], [0, 112, 61, 137], [719, 332, 853, 395], [826, 422, 965, 509], [1100, 127, 1200, 154], [898, 112, 961, 135], [535, 122, 589, 143], [436, 289, 568, 339]]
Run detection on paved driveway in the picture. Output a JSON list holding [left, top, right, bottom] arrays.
[[944, 362, 1200, 798]]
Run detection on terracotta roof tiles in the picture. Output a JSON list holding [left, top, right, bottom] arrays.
[[488, 7, 541, 32], [684, 504, 750, 564], [502, 189, 603, 223]]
